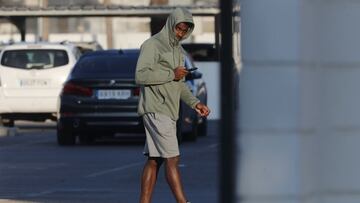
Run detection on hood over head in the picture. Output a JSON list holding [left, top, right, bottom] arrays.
[[156, 8, 194, 46]]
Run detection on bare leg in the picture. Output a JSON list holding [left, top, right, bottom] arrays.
[[165, 156, 188, 203], [140, 157, 163, 203]]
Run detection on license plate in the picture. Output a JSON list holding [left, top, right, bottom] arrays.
[[97, 89, 131, 100], [20, 79, 50, 87]]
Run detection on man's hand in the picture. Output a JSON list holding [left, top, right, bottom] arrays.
[[195, 103, 210, 117], [173, 66, 189, 81]]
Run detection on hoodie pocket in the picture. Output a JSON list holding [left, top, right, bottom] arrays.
[[156, 86, 166, 104]]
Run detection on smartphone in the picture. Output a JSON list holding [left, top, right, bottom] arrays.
[[187, 67, 198, 72]]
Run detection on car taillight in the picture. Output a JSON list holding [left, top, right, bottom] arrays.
[[62, 82, 93, 97], [133, 87, 140, 96]]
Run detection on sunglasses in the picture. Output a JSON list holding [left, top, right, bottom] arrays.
[[175, 25, 190, 34]]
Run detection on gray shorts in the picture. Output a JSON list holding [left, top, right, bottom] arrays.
[[143, 113, 179, 158]]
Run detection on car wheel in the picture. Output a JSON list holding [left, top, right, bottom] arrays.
[[176, 103, 184, 144], [79, 133, 95, 145], [185, 118, 198, 142], [198, 117, 207, 136], [176, 119, 183, 144], [57, 128, 76, 146], [2, 119, 14, 127]]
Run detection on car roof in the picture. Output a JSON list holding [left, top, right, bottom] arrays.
[[1, 42, 77, 51]]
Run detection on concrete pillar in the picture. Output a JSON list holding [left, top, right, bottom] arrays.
[[9, 17, 26, 41], [237, 0, 360, 202]]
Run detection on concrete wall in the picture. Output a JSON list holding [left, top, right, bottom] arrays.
[[237, 0, 360, 202]]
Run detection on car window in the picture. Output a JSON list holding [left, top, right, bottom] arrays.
[[1, 49, 69, 69], [182, 43, 219, 61], [72, 54, 139, 78], [73, 48, 82, 60]]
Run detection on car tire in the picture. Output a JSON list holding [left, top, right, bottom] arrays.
[[2, 119, 14, 127], [57, 128, 76, 146], [176, 119, 183, 144], [177, 103, 184, 144], [79, 133, 95, 145], [185, 118, 198, 142], [198, 117, 207, 136]]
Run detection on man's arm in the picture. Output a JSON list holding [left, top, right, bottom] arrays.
[[180, 82, 210, 117], [179, 81, 200, 109], [135, 42, 175, 85]]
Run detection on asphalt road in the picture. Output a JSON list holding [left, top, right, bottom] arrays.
[[0, 121, 219, 203]]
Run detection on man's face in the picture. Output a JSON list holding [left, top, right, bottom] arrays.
[[175, 22, 190, 40]]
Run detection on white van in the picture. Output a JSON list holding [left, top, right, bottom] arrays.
[[0, 42, 81, 126]]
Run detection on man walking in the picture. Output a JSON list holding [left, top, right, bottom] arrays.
[[135, 7, 210, 203]]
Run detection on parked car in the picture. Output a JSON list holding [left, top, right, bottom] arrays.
[[0, 42, 81, 127], [57, 49, 207, 145]]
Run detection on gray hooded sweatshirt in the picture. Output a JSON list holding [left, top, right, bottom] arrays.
[[135, 8, 200, 120]]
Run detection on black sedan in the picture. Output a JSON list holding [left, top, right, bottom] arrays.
[[56, 49, 207, 145]]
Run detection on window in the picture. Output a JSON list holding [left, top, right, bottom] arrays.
[[72, 53, 139, 78], [182, 43, 219, 61], [1, 49, 69, 69]]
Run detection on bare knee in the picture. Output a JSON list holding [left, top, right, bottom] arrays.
[[165, 156, 180, 167], [147, 157, 164, 168]]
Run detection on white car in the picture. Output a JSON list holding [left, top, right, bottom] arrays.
[[0, 42, 81, 127]]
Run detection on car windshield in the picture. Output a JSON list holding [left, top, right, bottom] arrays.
[[1, 49, 69, 69], [71, 54, 138, 78]]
